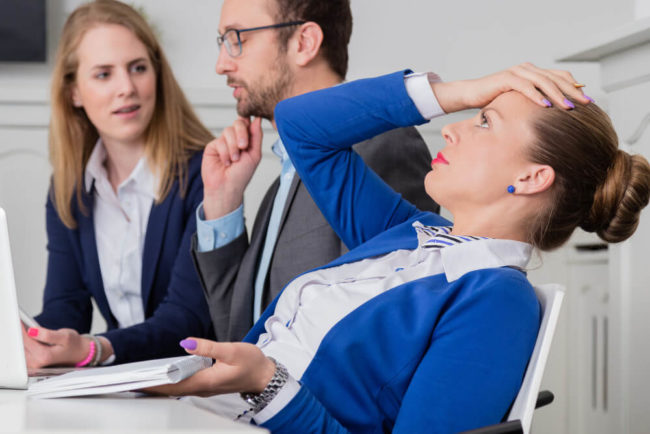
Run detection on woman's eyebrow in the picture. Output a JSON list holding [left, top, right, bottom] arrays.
[[483, 107, 501, 119], [127, 57, 148, 66], [90, 57, 147, 70]]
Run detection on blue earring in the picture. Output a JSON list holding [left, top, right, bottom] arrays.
[[507, 185, 516, 194]]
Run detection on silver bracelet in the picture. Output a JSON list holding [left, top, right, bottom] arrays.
[[239, 357, 289, 415], [82, 334, 102, 367]]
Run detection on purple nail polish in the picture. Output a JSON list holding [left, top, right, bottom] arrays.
[[564, 98, 575, 109], [542, 98, 552, 107], [180, 339, 197, 350], [585, 95, 595, 103]]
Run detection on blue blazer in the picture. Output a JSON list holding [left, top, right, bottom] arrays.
[[35, 152, 213, 364], [243, 72, 541, 433]]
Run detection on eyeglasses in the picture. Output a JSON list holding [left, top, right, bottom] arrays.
[[217, 21, 306, 57]]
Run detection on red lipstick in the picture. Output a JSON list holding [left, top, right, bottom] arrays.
[[431, 152, 449, 166]]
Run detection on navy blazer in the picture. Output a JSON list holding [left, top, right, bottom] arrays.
[[35, 152, 213, 364]]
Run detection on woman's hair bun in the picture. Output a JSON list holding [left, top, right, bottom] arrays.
[[581, 151, 650, 243]]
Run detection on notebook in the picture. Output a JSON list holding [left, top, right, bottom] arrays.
[[28, 354, 212, 398], [0, 207, 29, 389]]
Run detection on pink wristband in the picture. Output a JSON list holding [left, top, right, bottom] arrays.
[[75, 340, 96, 367]]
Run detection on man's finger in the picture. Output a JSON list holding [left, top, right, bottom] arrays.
[[220, 127, 240, 162], [249, 117, 263, 161], [233, 118, 251, 150]]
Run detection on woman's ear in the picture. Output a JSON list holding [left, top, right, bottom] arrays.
[[71, 86, 83, 107], [289, 22, 324, 67], [515, 164, 555, 195]]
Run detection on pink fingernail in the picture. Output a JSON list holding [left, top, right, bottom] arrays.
[[180, 339, 197, 350], [564, 98, 575, 109], [542, 98, 552, 107], [28, 328, 39, 337]]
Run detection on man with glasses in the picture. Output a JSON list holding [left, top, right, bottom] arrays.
[[193, 0, 438, 341]]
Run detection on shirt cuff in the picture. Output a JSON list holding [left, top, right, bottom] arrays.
[[195, 203, 245, 252], [404, 72, 446, 119], [252, 376, 301, 424], [101, 354, 116, 365]]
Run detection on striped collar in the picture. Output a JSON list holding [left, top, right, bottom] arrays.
[[412, 221, 533, 282], [414, 223, 489, 249]]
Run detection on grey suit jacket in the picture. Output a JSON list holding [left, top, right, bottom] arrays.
[[192, 126, 439, 341]]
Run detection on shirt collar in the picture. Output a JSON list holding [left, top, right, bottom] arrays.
[[412, 221, 533, 282], [84, 139, 156, 198], [85, 139, 106, 193], [272, 138, 296, 176]]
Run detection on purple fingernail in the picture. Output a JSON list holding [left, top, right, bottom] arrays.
[[542, 98, 552, 107], [585, 95, 595, 103], [180, 339, 197, 350], [564, 98, 575, 109]]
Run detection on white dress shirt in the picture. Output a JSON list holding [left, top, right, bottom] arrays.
[[85, 140, 156, 329]]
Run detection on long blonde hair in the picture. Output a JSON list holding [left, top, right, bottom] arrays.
[[49, 0, 213, 228]]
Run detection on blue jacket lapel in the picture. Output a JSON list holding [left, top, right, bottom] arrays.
[[140, 190, 174, 312], [78, 186, 116, 328]]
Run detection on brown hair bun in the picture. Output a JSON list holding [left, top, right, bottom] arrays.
[[582, 151, 650, 243]]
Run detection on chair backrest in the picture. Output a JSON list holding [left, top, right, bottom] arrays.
[[506, 283, 564, 434]]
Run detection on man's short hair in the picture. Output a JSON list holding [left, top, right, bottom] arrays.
[[272, 0, 352, 79]]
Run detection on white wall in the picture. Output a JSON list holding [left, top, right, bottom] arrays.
[[0, 0, 638, 430]]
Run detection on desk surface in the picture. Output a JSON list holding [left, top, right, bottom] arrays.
[[0, 390, 266, 433]]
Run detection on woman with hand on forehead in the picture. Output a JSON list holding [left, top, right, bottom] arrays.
[[22, 0, 214, 368], [153, 64, 650, 433]]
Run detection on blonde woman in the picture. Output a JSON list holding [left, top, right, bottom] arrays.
[[23, 0, 214, 367]]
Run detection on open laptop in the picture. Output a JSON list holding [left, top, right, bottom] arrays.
[[0, 207, 29, 389], [0, 208, 82, 389]]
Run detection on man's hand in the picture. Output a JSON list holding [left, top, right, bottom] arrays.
[[202, 117, 264, 220], [143, 339, 275, 398], [431, 62, 592, 113]]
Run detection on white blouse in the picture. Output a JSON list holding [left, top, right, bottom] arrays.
[[84, 140, 156, 329]]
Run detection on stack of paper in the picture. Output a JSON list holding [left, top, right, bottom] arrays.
[[28, 355, 212, 398]]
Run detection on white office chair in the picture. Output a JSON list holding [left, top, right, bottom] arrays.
[[461, 283, 565, 434]]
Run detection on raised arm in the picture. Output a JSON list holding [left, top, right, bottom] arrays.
[[275, 70, 431, 250], [275, 64, 590, 250]]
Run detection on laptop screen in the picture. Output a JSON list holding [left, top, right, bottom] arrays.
[[0, 207, 29, 389]]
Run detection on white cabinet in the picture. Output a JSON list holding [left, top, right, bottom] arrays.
[[566, 247, 612, 434]]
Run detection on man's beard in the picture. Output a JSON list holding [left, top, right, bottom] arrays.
[[235, 57, 293, 120]]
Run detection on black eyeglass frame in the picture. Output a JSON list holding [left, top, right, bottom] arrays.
[[217, 21, 306, 57]]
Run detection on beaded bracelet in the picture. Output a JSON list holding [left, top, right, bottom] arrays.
[[75, 340, 96, 367], [82, 334, 102, 366]]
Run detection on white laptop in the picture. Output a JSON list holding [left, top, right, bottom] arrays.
[[0, 207, 29, 389]]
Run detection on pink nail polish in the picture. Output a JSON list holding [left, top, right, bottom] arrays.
[[542, 98, 552, 107], [28, 328, 39, 337], [564, 98, 575, 109]]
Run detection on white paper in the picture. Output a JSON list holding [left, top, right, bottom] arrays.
[[28, 355, 212, 399]]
